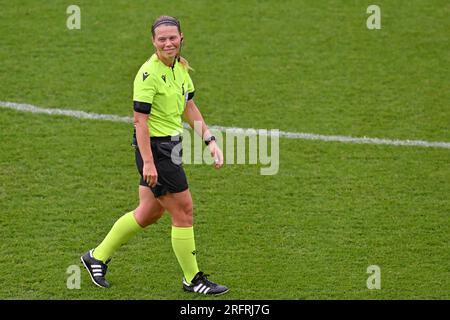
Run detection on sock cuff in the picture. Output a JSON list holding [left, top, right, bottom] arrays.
[[125, 211, 145, 231], [172, 226, 195, 239]]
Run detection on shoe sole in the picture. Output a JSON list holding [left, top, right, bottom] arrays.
[[184, 288, 230, 296], [211, 288, 230, 296], [80, 256, 109, 289]]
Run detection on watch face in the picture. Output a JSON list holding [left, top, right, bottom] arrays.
[[205, 136, 215, 145]]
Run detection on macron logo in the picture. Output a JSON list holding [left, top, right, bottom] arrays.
[[143, 72, 150, 81]]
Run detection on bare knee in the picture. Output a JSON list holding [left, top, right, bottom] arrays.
[[172, 204, 193, 227], [158, 190, 194, 227], [185, 201, 193, 217], [134, 203, 164, 227]]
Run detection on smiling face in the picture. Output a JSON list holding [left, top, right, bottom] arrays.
[[152, 25, 183, 63]]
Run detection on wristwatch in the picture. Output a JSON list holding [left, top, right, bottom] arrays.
[[204, 135, 216, 146]]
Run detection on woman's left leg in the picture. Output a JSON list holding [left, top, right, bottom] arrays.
[[157, 189, 199, 283]]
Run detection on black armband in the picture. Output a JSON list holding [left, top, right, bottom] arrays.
[[133, 101, 152, 114], [187, 91, 195, 100]]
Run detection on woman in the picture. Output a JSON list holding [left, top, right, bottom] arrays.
[[81, 15, 228, 296]]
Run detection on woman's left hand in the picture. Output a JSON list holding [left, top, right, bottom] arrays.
[[208, 141, 223, 169]]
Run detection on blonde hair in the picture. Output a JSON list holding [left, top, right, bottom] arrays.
[[151, 15, 193, 71], [178, 56, 193, 71]]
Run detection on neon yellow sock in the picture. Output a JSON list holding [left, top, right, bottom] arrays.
[[171, 226, 200, 283], [93, 211, 143, 263]]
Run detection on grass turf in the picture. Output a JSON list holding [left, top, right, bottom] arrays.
[[0, 0, 449, 299]]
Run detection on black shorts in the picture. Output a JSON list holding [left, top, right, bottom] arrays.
[[135, 136, 188, 198]]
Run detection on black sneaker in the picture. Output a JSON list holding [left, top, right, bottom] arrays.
[[183, 271, 229, 295], [80, 249, 110, 288]]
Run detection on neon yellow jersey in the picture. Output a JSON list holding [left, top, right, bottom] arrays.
[[133, 54, 195, 137]]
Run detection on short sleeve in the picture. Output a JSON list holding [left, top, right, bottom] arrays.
[[133, 69, 157, 104]]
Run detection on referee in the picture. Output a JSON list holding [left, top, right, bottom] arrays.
[[81, 16, 228, 295]]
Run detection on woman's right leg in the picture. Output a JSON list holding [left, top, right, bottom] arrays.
[[134, 185, 166, 227], [92, 186, 165, 262], [81, 186, 164, 288]]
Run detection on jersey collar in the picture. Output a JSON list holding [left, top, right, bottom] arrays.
[[152, 53, 178, 69]]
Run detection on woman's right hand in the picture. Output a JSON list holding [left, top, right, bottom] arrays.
[[143, 161, 158, 188]]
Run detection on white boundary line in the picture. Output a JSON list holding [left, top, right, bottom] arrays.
[[0, 101, 133, 123], [1, 101, 449, 149]]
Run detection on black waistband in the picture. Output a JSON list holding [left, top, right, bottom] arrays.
[[150, 135, 182, 142]]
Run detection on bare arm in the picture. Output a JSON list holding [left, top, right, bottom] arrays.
[[134, 111, 158, 187], [183, 99, 223, 168], [183, 99, 213, 140]]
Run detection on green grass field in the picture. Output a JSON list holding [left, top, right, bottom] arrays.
[[0, 0, 449, 299]]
